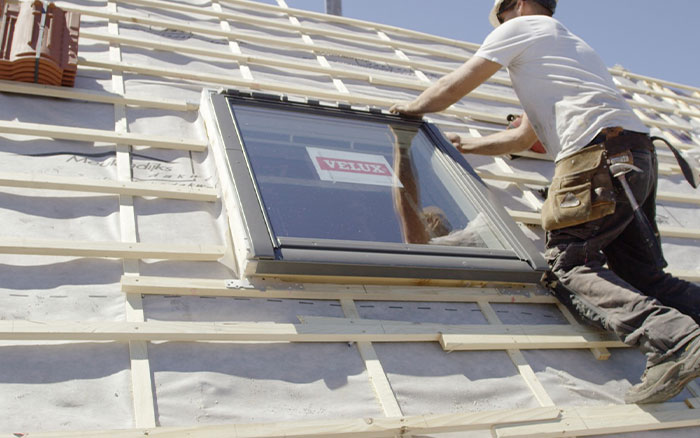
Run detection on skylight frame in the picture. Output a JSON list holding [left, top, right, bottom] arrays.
[[208, 90, 547, 284]]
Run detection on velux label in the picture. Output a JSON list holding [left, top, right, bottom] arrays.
[[307, 147, 402, 187]]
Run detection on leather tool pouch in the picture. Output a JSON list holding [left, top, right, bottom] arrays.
[[541, 144, 617, 231]]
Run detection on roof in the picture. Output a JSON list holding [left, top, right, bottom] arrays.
[[1, 0, 700, 436]]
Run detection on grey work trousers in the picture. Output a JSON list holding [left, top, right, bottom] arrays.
[[545, 144, 700, 365]]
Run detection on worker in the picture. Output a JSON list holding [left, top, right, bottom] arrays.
[[390, 0, 700, 404]]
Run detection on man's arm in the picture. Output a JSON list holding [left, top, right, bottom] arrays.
[[446, 113, 540, 156], [389, 56, 502, 116]]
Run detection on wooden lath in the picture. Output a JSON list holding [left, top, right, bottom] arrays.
[[494, 403, 700, 437], [0, 237, 225, 260], [0, 119, 207, 151], [4, 406, 562, 438], [120, 275, 555, 303], [0, 79, 197, 110], [16, 403, 700, 438], [0, 171, 217, 201], [0, 318, 626, 350]]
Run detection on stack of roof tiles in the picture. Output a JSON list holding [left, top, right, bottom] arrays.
[[0, 0, 79, 87]]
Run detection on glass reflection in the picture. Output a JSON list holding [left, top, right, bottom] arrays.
[[229, 104, 505, 250]]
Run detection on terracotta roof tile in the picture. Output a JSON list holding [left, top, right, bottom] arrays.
[[0, 0, 80, 87]]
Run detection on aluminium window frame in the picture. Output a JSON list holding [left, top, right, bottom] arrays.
[[208, 90, 547, 284]]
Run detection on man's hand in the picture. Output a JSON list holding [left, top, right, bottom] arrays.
[[389, 102, 423, 117], [390, 57, 502, 117]]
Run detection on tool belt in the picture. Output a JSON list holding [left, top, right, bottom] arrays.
[[541, 128, 653, 231]]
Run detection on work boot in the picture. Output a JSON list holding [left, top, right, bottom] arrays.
[[625, 337, 700, 404]]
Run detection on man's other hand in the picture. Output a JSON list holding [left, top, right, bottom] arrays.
[[445, 132, 462, 150]]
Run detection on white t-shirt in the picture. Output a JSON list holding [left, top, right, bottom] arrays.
[[474, 16, 648, 161]]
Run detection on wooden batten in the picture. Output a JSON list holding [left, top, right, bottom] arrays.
[[0, 238, 225, 260], [120, 275, 555, 303], [12, 406, 561, 438], [0, 172, 217, 201], [0, 120, 207, 151]]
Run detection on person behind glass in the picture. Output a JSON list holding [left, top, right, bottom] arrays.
[[390, 125, 452, 244], [390, 0, 700, 404]]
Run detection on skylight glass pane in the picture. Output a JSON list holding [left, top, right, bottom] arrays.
[[229, 104, 507, 250]]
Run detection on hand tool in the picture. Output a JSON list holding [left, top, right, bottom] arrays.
[[609, 162, 666, 270]]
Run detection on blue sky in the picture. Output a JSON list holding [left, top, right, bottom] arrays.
[[284, 0, 700, 89]]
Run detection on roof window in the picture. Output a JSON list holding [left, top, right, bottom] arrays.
[[206, 90, 546, 284]]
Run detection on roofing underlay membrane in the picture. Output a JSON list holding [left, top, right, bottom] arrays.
[[1, 0, 700, 436]]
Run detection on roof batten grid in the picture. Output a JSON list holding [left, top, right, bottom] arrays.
[[114, 0, 471, 63], [339, 298, 403, 417], [77, 57, 508, 123], [611, 66, 700, 99], [107, 0, 157, 428], [472, 128, 545, 214], [58, 1, 698, 126], [476, 300, 555, 407], [218, 0, 482, 52], [65, 5, 700, 153], [76, 29, 514, 105], [6, 0, 700, 436], [275, 0, 348, 95], [57, 3, 482, 86], [212, 0, 254, 81]]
